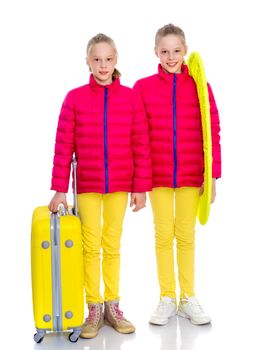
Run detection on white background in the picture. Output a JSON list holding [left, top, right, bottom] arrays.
[[1, 0, 263, 349]]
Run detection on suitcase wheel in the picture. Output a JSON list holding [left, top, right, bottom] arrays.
[[34, 333, 44, 343], [68, 331, 79, 343]]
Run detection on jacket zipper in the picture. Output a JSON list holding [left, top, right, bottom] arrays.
[[173, 74, 177, 187], [104, 87, 109, 193]]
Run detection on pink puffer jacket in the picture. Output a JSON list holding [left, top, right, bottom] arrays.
[[133, 64, 221, 188], [51, 74, 152, 194]]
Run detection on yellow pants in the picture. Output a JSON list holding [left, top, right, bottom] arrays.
[[149, 187, 200, 299], [77, 192, 128, 304]]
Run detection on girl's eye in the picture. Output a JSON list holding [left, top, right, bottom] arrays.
[[175, 50, 181, 53], [107, 58, 112, 62], [94, 58, 99, 62], [161, 50, 167, 54]]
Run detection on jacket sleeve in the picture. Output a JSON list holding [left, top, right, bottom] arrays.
[[131, 87, 152, 192], [51, 91, 75, 193], [208, 83, 221, 178]]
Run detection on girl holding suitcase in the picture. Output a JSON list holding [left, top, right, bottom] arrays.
[[133, 24, 221, 326], [49, 33, 151, 338]]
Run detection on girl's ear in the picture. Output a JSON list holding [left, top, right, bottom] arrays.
[[154, 47, 159, 58], [184, 45, 188, 56]]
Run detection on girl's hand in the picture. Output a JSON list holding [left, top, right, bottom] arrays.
[[211, 178, 216, 203], [199, 178, 216, 204], [130, 192, 146, 212], [48, 192, 68, 213]]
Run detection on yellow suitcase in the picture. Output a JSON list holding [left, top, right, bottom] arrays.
[[31, 158, 84, 343]]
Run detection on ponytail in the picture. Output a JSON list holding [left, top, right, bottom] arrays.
[[112, 68, 121, 79]]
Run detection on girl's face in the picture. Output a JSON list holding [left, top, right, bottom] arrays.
[[87, 42, 117, 85], [155, 34, 187, 74]]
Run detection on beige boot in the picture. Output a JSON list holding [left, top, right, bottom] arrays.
[[104, 300, 135, 334], [80, 303, 104, 339]]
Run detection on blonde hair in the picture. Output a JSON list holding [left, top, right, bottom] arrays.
[[87, 33, 121, 79], [155, 24, 186, 49]]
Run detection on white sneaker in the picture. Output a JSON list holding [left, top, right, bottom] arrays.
[[149, 296, 177, 325], [177, 296, 211, 325]]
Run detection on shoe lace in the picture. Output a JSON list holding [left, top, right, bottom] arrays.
[[86, 305, 98, 325], [156, 300, 171, 314], [182, 297, 203, 313], [113, 303, 124, 321]]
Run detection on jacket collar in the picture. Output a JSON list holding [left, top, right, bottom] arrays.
[[89, 73, 121, 93], [157, 63, 189, 83]]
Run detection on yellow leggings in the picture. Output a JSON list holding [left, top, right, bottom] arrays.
[[77, 192, 128, 304], [149, 187, 200, 299]]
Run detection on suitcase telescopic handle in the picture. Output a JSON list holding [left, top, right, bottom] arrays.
[[53, 156, 78, 216], [72, 155, 78, 216], [58, 204, 67, 216]]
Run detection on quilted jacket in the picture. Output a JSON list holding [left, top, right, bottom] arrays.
[[133, 64, 221, 188], [51, 74, 152, 194]]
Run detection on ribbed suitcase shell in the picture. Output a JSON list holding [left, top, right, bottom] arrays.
[[31, 206, 84, 342]]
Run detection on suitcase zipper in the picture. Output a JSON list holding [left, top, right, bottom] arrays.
[[50, 213, 63, 331]]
